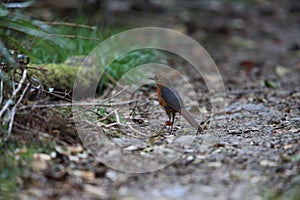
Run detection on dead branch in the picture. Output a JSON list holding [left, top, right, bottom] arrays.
[[1, 68, 30, 142], [98, 110, 115, 122], [47, 34, 99, 41], [0, 79, 3, 104], [43, 21, 96, 30], [5, 82, 30, 141], [19, 99, 140, 110], [0, 69, 28, 118]]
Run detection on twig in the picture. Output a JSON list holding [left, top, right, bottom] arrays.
[[0, 69, 27, 117], [100, 85, 112, 99], [12, 69, 27, 97], [80, 119, 103, 129], [98, 111, 115, 122], [43, 90, 72, 102], [102, 86, 131, 103], [0, 79, 3, 104], [114, 110, 121, 124], [71, 87, 130, 116], [104, 71, 134, 94], [19, 99, 140, 110], [43, 21, 97, 30], [124, 99, 138, 123], [4, 82, 30, 142], [47, 34, 100, 41], [101, 122, 118, 128], [120, 123, 148, 138]]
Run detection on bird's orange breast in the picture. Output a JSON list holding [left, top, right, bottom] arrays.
[[157, 86, 168, 109]]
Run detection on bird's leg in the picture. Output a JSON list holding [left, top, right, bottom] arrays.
[[170, 113, 176, 134], [165, 112, 173, 126]]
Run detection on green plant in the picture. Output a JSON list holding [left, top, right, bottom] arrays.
[[27, 20, 100, 64], [99, 48, 167, 91], [0, 3, 100, 140], [0, 3, 67, 60], [0, 3, 100, 65]]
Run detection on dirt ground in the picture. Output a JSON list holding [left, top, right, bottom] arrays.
[[12, 1, 300, 199]]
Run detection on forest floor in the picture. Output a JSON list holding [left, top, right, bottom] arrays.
[[1, 1, 299, 200]]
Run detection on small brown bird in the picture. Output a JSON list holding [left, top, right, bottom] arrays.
[[152, 75, 202, 133]]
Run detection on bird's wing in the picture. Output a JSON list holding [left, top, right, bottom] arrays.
[[160, 86, 184, 112]]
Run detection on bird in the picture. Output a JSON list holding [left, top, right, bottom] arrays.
[[151, 75, 202, 134]]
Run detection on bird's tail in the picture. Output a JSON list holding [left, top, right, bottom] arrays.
[[181, 109, 202, 133]]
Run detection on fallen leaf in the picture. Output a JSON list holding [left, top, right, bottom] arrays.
[[70, 170, 95, 181], [84, 184, 108, 199], [275, 65, 290, 77], [265, 80, 281, 88], [33, 153, 51, 161], [67, 145, 83, 154]]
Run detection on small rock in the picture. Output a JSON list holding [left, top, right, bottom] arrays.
[[208, 161, 222, 168], [227, 129, 242, 135], [259, 160, 277, 167]]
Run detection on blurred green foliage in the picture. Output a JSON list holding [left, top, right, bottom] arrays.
[[0, 3, 67, 65], [27, 20, 99, 64], [0, 2, 167, 93], [100, 48, 166, 91], [0, 141, 54, 199]]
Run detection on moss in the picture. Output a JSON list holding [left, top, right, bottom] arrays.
[[29, 55, 99, 91]]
